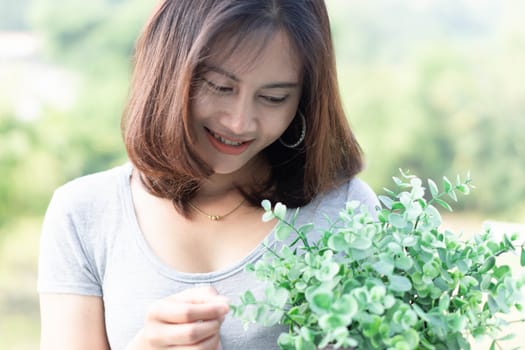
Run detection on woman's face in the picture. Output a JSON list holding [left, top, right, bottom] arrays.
[[190, 30, 302, 175]]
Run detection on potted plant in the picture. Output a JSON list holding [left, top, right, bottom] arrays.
[[231, 170, 525, 350]]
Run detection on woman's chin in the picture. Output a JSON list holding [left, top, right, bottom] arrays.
[[211, 162, 248, 176], [211, 157, 264, 178]]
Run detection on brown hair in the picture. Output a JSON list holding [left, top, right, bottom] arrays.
[[122, 0, 363, 215]]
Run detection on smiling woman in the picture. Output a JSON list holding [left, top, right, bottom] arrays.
[[122, 0, 366, 213], [190, 31, 302, 174], [37, 1, 379, 350]]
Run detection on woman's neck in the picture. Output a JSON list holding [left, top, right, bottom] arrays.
[[196, 155, 269, 200]]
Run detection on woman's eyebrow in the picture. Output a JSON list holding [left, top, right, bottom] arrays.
[[204, 64, 300, 89], [205, 64, 239, 81], [261, 82, 300, 89]]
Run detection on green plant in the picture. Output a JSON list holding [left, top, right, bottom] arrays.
[[231, 170, 525, 350]]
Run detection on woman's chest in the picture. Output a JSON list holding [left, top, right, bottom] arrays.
[[136, 205, 277, 273]]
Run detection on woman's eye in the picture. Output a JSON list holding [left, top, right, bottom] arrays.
[[261, 95, 288, 104], [203, 79, 232, 94]]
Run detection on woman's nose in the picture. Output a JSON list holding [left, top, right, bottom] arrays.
[[223, 95, 257, 135]]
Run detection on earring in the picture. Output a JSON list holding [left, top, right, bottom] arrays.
[[279, 112, 306, 148]]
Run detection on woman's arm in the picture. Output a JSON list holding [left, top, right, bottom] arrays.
[[40, 293, 110, 350]]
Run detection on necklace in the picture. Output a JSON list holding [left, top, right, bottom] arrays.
[[188, 198, 246, 221]]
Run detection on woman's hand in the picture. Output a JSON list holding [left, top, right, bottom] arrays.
[[128, 286, 230, 350]]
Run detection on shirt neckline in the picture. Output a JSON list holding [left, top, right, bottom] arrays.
[[119, 162, 282, 283]]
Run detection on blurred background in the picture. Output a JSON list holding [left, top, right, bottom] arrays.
[[0, 0, 524, 349]]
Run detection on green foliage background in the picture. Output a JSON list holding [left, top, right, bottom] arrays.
[[0, 0, 524, 349]]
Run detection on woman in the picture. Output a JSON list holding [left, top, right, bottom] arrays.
[[38, 0, 379, 349]]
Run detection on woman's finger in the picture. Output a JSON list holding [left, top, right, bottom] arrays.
[[148, 299, 229, 324], [161, 319, 221, 346], [159, 333, 221, 350]]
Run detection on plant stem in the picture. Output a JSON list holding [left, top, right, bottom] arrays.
[[507, 318, 525, 324], [262, 243, 283, 260], [281, 220, 312, 252]]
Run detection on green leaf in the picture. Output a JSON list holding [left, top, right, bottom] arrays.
[[275, 223, 292, 241], [389, 275, 412, 292], [447, 190, 458, 202], [420, 336, 436, 350], [479, 256, 496, 273], [389, 213, 407, 229], [435, 198, 453, 212], [241, 290, 257, 304], [295, 281, 307, 291], [311, 292, 332, 312], [316, 262, 340, 282], [521, 247, 525, 267], [456, 184, 470, 195], [438, 293, 450, 312], [262, 211, 274, 222], [392, 202, 406, 211], [306, 287, 333, 314], [299, 326, 315, 343], [351, 237, 372, 250], [428, 179, 439, 198], [393, 176, 403, 186], [412, 303, 430, 322], [327, 233, 349, 252], [277, 333, 295, 350], [425, 205, 442, 227], [443, 176, 452, 192], [319, 314, 346, 329], [349, 247, 374, 260], [404, 328, 420, 348], [295, 336, 316, 350], [487, 295, 499, 313], [261, 199, 271, 211], [266, 285, 289, 308], [434, 277, 449, 291], [274, 202, 287, 220], [402, 235, 417, 247], [503, 234, 515, 250], [494, 265, 511, 279], [395, 255, 414, 271], [332, 295, 358, 319], [287, 306, 307, 324], [298, 223, 314, 235], [423, 262, 439, 279], [373, 259, 395, 276], [379, 195, 393, 209], [383, 187, 397, 197]]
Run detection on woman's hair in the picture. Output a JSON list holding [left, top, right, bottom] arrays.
[[122, 0, 363, 215]]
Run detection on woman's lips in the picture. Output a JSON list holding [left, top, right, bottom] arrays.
[[204, 127, 253, 155]]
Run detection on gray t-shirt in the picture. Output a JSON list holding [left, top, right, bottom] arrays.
[[38, 163, 379, 349]]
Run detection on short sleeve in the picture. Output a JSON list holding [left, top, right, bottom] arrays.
[[37, 187, 102, 296], [346, 177, 380, 216]]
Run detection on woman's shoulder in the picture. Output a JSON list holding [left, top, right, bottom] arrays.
[[320, 176, 379, 212], [345, 177, 380, 209], [38, 163, 132, 297], [51, 162, 131, 213], [296, 176, 379, 229]]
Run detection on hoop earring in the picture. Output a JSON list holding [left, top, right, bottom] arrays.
[[279, 112, 306, 148]]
